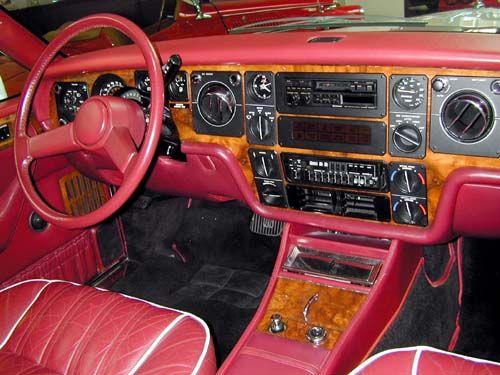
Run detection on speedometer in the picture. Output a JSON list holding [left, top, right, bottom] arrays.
[[91, 74, 126, 96]]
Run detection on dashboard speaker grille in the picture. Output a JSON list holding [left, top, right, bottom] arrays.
[[59, 172, 109, 216]]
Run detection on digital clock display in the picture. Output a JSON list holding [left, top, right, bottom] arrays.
[[291, 121, 372, 146]]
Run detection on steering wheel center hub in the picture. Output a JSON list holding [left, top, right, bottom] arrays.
[[74, 97, 109, 147]]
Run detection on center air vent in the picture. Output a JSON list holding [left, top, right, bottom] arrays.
[[441, 91, 493, 143]]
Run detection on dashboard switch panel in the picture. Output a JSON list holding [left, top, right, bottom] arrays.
[[191, 71, 244, 137], [249, 149, 287, 207]]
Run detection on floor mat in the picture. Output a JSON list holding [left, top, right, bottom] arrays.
[[111, 198, 279, 363], [454, 238, 500, 362], [374, 243, 459, 353]]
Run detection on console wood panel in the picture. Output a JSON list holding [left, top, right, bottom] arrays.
[[256, 278, 367, 350], [51, 65, 500, 227]]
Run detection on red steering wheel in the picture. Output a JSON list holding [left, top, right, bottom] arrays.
[[14, 14, 164, 229]]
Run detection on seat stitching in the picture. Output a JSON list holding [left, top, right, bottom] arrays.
[[0, 281, 52, 350], [64, 290, 120, 374], [10, 283, 71, 354], [38, 287, 95, 367], [127, 314, 187, 375], [94, 303, 150, 375]]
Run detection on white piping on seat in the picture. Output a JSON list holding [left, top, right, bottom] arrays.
[[128, 313, 187, 375], [1, 279, 212, 375], [411, 347, 423, 375], [0, 279, 55, 349], [349, 345, 500, 374]]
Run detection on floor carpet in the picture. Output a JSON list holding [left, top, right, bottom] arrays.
[[110, 197, 280, 363]]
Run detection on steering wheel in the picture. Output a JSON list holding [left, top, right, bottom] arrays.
[[14, 14, 164, 229]]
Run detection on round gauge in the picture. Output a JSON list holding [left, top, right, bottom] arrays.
[[393, 77, 425, 110], [168, 72, 188, 101], [91, 74, 126, 96], [55, 82, 89, 123], [251, 74, 273, 101], [135, 70, 151, 93]]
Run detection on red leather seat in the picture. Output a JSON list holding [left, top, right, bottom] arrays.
[[0, 279, 216, 374], [351, 346, 500, 375]]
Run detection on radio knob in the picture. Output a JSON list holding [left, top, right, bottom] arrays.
[[392, 169, 422, 195], [254, 155, 275, 178], [394, 200, 426, 226], [393, 123, 422, 153], [287, 92, 300, 106], [249, 114, 272, 141]]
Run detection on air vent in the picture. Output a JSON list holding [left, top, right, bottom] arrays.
[[308, 37, 343, 43], [198, 83, 236, 127], [441, 91, 493, 143]]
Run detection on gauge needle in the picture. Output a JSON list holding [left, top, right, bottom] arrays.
[[260, 82, 272, 92], [397, 89, 416, 94]]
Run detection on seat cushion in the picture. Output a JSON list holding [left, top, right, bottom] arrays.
[[0, 279, 216, 375], [350, 346, 500, 375]]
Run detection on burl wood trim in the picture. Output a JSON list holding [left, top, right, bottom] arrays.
[[0, 114, 15, 150], [257, 278, 367, 350], [50, 64, 500, 226]]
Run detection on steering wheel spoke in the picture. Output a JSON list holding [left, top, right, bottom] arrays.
[[28, 122, 81, 160], [104, 127, 139, 174]]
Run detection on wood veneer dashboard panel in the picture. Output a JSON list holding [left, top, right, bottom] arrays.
[[52, 65, 500, 227], [256, 278, 367, 350]]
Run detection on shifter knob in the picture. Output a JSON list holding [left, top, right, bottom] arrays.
[[268, 314, 287, 333]]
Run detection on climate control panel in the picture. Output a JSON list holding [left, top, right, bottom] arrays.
[[389, 163, 428, 226]]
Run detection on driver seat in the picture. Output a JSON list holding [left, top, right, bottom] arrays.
[[0, 279, 216, 374]]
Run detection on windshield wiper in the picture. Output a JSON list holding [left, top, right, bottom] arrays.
[[230, 15, 428, 34]]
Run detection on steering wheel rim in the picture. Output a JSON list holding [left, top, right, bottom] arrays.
[[14, 14, 164, 229]]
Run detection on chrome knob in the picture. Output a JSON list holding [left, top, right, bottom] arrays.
[[268, 313, 287, 334], [306, 326, 327, 346]]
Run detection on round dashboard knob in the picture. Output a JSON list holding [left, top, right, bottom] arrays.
[[249, 114, 272, 141], [394, 200, 425, 226], [393, 123, 422, 153], [254, 155, 275, 178], [392, 169, 422, 195], [432, 78, 448, 92]]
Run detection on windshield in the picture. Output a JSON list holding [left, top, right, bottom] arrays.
[[230, 0, 500, 34]]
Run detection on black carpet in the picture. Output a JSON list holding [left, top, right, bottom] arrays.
[[110, 197, 280, 363], [374, 243, 459, 353], [454, 238, 500, 362]]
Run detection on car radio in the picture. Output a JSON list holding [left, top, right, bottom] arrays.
[[276, 73, 386, 118]]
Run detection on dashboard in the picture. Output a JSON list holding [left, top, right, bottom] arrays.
[[44, 31, 500, 242]]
